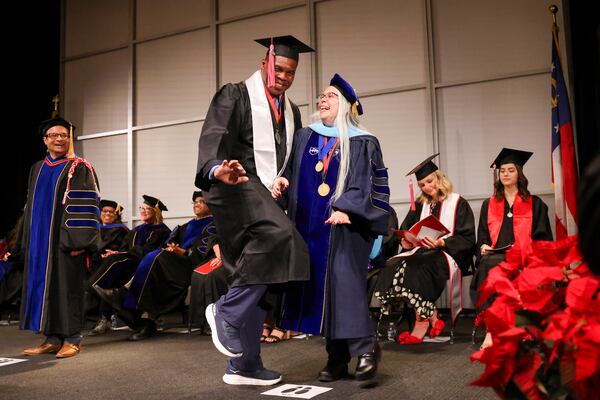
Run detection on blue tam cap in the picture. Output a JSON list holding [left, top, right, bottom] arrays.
[[329, 73, 363, 116]]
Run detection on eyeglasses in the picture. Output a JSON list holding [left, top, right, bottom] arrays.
[[101, 209, 116, 214], [138, 206, 154, 212], [317, 92, 339, 101], [45, 132, 69, 140], [192, 200, 206, 205]]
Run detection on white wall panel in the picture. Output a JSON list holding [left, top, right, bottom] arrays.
[[218, 0, 299, 20], [437, 74, 551, 198], [136, 0, 210, 39], [432, 0, 562, 83], [136, 30, 213, 125], [80, 135, 130, 222], [218, 7, 311, 105], [64, 50, 129, 135], [316, 0, 426, 92], [359, 90, 430, 202], [134, 122, 202, 220], [65, 0, 129, 57]]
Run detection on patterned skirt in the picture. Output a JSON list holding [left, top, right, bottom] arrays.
[[374, 249, 449, 319]]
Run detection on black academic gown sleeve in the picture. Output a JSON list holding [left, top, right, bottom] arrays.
[[531, 196, 553, 241], [195, 84, 242, 190], [331, 136, 390, 235]]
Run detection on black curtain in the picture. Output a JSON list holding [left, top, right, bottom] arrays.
[[2, 1, 60, 237], [565, 1, 600, 173]]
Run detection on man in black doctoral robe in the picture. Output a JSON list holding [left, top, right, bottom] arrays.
[[195, 35, 313, 386], [18, 116, 100, 358]]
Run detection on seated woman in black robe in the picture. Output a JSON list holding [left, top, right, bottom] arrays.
[[87, 199, 129, 335], [375, 155, 475, 344], [470, 148, 552, 349]]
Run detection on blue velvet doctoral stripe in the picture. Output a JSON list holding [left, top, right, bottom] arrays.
[[24, 156, 67, 332], [66, 205, 100, 215], [66, 190, 99, 200], [65, 219, 100, 228], [134, 223, 168, 246], [123, 249, 162, 310], [281, 131, 339, 335], [182, 216, 213, 249], [372, 183, 390, 195]]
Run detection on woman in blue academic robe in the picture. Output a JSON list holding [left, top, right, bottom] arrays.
[[274, 74, 390, 384]]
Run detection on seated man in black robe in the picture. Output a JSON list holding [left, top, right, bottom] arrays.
[[96, 191, 220, 340]]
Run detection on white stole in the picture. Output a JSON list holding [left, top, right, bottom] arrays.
[[420, 192, 463, 324], [245, 70, 295, 189]]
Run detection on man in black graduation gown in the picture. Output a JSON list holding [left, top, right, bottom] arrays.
[[195, 35, 312, 386], [18, 117, 100, 358]]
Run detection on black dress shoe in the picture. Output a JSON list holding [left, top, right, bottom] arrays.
[[355, 342, 381, 382], [128, 319, 157, 341], [318, 362, 348, 382]]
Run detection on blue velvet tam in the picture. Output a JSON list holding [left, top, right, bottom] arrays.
[[329, 73, 363, 116]]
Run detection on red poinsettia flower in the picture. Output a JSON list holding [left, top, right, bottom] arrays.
[[472, 234, 600, 399], [471, 327, 528, 387], [516, 266, 565, 314]]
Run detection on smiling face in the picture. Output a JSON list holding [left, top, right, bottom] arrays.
[[499, 163, 518, 188], [192, 196, 210, 218], [139, 205, 156, 224], [43, 125, 70, 159], [260, 55, 298, 97], [418, 172, 440, 200], [101, 206, 117, 224], [318, 86, 340, 126]]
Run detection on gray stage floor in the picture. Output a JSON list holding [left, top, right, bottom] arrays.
[[0, 317, 497, 400]]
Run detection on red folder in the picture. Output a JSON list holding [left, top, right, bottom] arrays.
[[395, 214, 450, 247], [194, 258, 222, 275]]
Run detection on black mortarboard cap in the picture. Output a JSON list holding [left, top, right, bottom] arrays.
[[490, 148, 533, 169], [254, 35, 314, 61], [99, 199, 124, 215], [142, 195, 168, 211], [330, 73, 363, 116], [407, 153, 440, 180], [192, 190, 203, 200], [39, 116, 74, 136]]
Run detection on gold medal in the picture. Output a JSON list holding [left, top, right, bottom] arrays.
[[315, 161, 324, 172], [318, 183, 330, 196]]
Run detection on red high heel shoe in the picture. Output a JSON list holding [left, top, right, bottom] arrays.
[[429, 319, 445, 338], [397, 331, 424, 345]]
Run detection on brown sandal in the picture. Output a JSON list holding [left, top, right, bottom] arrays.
[[264, 327, 290, 343]]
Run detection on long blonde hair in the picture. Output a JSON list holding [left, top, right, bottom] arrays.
[[416, 170, 453, 203]]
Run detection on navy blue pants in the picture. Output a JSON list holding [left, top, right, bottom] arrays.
[[217, 284, 267, 372]]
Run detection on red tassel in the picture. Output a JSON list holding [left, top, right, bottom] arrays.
[[409, 178, 416, 211], [267, 39, 275, 88]]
